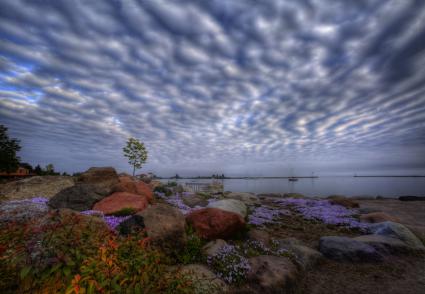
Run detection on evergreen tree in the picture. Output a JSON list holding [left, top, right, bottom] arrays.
[[0, 125, 21, 173]]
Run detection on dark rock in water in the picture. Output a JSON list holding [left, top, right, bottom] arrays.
[[48, 184, 105, 211], [319, 236, 382, 262], [399, 196, 425, 201], [117, 214, 145, 235], [77, 167, 119, 196]]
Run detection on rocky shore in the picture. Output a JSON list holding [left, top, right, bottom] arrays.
[[0, 167, 424, 293]]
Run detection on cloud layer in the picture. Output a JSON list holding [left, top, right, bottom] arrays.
[[1, 0, 425, 176]]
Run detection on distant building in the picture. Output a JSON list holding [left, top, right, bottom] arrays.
[[0, 166, 31, 177]]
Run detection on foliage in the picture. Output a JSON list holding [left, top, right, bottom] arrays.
[[166, 181, 178, 187], [206, 244, 250, 284], [154, 185, 173, 196], [0, 210, 196, 293], [123, 137, 148, 176], [174, 226, 205, 265], [0, 124, 21, 173]]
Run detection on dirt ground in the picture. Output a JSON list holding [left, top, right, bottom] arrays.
[[265, 198, 425, 294]]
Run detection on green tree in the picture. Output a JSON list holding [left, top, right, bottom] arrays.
[[45, 163, 55, 175], [0, 125, 21, 173], [123, 138, 148, 176]]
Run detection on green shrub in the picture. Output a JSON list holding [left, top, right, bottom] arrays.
[[174, 227, 205, 264], [0, 210, 196, 293]]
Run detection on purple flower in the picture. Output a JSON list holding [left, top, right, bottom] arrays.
[[207, 244, 251, 284], [275, 198, 369, 230], [248, 206, 289, 226]]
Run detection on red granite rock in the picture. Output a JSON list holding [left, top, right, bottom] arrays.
[[112, 180, 154, 203], [186, 208, 245, 240], [93, 192, 148, 215]]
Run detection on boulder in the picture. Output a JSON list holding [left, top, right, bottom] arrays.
[[112, 180, 153, 203], [207, 199, 247, 218], [247, 255, 298, 293], [117, 214, 145, 235], [369, 221, 425, 249], [77, 167, 119, 196], [225, 192, 260, 206], [182, 193, 209, 208], [319, 236, 382, 262], [359, 212, 400, 223], [0, 198, 49, 223], [49, 184, 107, 211], [289, 244, 323, 270], [202, 239, 228, 257], [0, 176, 75, 200], [93, 192, 148, 215], [138, 203, 187, 253], [353, 234, 411, 254], [327, 196, 359, 208], [186, 208, 246, 240], [247, 229, 271, 246], [275, 238, 323, 270], [180, 264, 227, 294]]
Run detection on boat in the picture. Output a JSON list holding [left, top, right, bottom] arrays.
[[288, 177, 298, 182]]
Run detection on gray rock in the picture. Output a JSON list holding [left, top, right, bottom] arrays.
[[202, 239, 228, 257], [353, 234, 411, 254], [0, 198, 49, 223], [247, 255, 298, 293], [138, 203, 187, 253], [225, 192, 260, 206], [274, 238, 323, 270], [207, 199, 248, 218], [48, 184, 106, 211], [369, 221, 425, 249], [77, 167, 119, 196], [319, 236, 382, 262], [182, 193, 209, 208], [180, 264, 227, 294], [0, 176, 75, 200]]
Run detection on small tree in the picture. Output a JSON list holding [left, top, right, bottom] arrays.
[[123, 138, 148, 176], [0, 125, 21, 173]]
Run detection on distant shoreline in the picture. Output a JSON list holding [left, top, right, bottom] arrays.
[[353, 175, 425, 178]]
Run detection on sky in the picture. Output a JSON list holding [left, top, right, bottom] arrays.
[[1, 0, 425, 177]]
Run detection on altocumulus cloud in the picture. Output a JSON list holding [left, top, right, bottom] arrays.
[[1, 0, 425, 176]]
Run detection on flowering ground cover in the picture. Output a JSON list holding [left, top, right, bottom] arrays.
[[275, 198, 369, 230], [248, 206, 290, 226]]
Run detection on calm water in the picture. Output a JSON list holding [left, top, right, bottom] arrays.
[[163, 177, 425, 198]]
